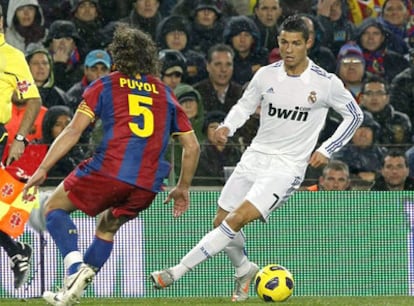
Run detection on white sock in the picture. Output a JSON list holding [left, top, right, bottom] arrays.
[[224, 230, 250, 277], [171, 221, 236, 280], [64, 251, 83, 272]]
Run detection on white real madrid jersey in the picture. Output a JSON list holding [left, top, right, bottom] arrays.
[[223, 59, 363, 171]]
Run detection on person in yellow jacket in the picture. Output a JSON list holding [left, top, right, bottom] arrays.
[[0, 3, 41, 289]]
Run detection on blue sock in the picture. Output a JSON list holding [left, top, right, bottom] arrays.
[[46, 209, 78, 258], [84, 236, 113, 272]]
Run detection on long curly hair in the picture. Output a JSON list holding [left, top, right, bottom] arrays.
[[108, 24, 160, 76]]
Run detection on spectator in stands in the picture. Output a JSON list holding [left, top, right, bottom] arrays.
[[336, 41, 366, 99], [278, 0, 313, 24], [119, 0, 162, 41], [332, 111, 386, 184], [194, 43, 243, 114], [67, 49, 112, 110], [5, 0, 47, 52], [346, 0, 383, 26], [305, 160, 351, 191], [223, 15, 269, 86], [188, 0, 227, 57], [355, 18, 409, 83], [37, 0, 71, 27], [371, 149, 414, 190], [66, 49, 112, 150], [171, 0, 239, 20], [34, 105, 85, 185], [359, 75, 412, 145], [44, 20, 87, 91], [174, 84, 205, 141], [155, 15, 207, 84], [25, 43, 70, 109], [315, 0, 355, 57], [70, 0, 105, 53], [389, 49, 414, 127], [378, 0, 410, 55], [96, 0, 131, 24], [158, 49, 187, 90], [168, 84, 205, 184], [193, 110, 242, 186], [249, 0, 282, 52]]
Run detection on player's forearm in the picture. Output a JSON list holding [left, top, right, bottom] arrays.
[[37, 126, 82, 172], [320, 104, 364, 157], [222, 103, 252, 137], [16, 98, 41, 136], [177, 141, 200, 188]]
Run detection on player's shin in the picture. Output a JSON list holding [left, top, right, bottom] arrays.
[[224, 230, 250, 277], [46, 209, 79, 258], [84, 236, 114, 272], [173, 221, 236, 279]]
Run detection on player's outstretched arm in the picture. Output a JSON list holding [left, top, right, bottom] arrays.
[[164, 131, 200, 218], [23, 110, 91, 197]]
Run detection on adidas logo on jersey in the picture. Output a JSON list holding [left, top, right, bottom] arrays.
[[266, 87, 274, 94], [268, 103, 309, 122]]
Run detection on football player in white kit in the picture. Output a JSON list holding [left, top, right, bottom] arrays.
[[151, 15, 364, 301]]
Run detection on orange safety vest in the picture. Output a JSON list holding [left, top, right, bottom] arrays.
[[306, 184, 319, 191], [0, 167, 38, 238]]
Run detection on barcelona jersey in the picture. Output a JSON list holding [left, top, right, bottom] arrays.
[[76, 71, 193, 192]]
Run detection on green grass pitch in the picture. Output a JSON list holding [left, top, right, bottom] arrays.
[[1, 297, 413, 306]]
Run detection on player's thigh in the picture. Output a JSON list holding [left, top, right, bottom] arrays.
[[96, 209, 132, 236], [218, 168, 254, 213], [246, 173, 302, 222], [45, 182, 77, 213], [64, 169, 151, 217]]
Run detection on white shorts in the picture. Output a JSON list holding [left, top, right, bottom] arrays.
[[218, 149, 304, 222]]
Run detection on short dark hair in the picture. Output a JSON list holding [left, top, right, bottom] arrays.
[[0, 5, 3, 17], [382, 149, 408, 167], [207, 43, 234, 63], [361, 75, 389, 94], [278, 14, 310, 42]]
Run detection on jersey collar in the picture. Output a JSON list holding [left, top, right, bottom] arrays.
[[279, 58, 312, 84]]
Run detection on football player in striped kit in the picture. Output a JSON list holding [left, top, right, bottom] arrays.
[[24, 25, 200, 306]]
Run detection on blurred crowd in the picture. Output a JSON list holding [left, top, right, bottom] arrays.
[[3, 0, 414, 190]]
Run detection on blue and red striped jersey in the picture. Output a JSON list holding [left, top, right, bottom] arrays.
[[76, 71, 193, 192]]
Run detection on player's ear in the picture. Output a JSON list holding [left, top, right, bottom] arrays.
[[305, 36, 313, 50]]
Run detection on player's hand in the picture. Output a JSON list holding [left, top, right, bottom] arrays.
[[214, 126, 230, 145], [163, 185, 190, 218], [308, 151, 329, 168], [6, 141, 25, 166], [22, 167, 48, 199]]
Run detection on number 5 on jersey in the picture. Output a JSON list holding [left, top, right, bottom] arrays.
[[128, 94, 154, 137]]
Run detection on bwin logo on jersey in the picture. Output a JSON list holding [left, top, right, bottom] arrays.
[[268, 103, 309, 121]]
